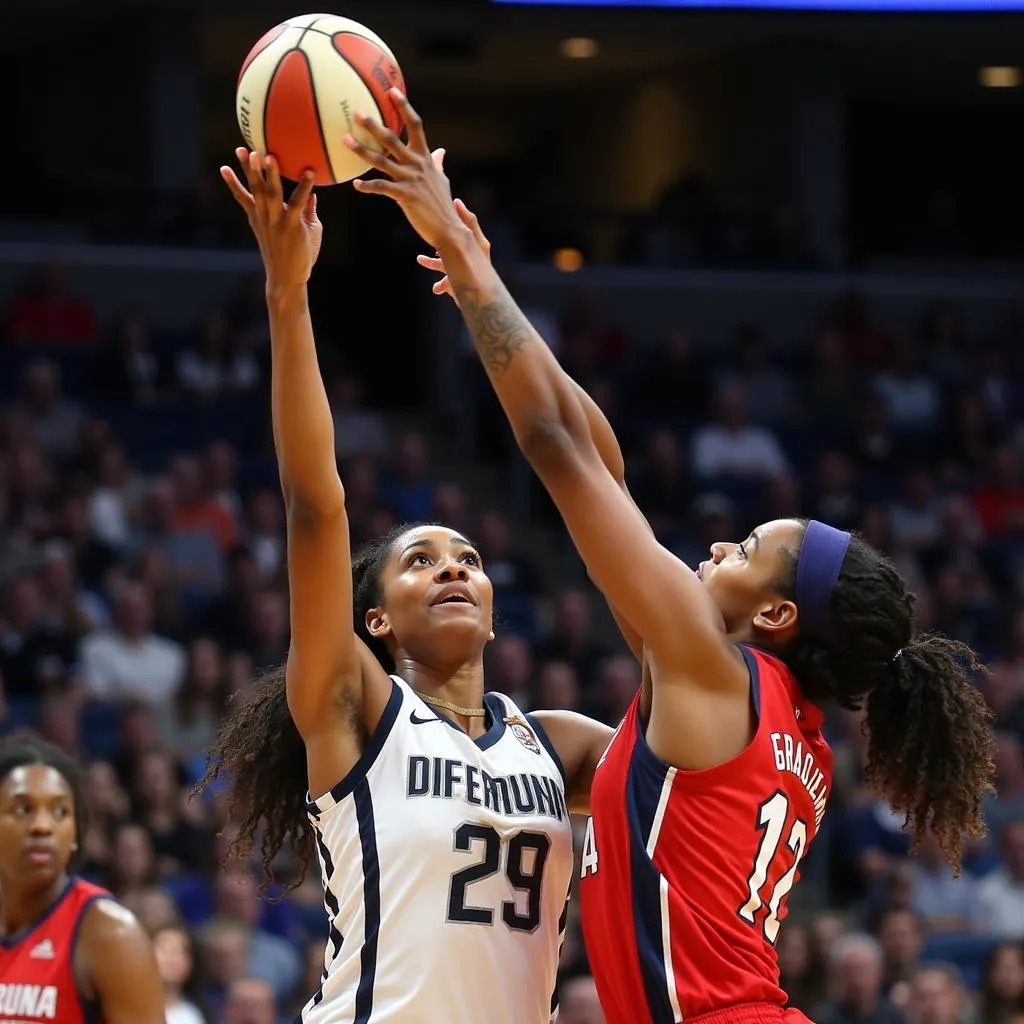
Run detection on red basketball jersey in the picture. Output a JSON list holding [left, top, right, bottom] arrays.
[[0, 878, 111, 1024], [579, 645, 833, 1024]]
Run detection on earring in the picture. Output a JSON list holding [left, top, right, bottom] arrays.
[[488, 631, 495, 641]]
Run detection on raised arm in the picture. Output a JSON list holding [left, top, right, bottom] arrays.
[[221, 151, 389, 796], [346, 96, 743, 693]]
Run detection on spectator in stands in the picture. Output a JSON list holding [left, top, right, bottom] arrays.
[[559, 975, 605, 1024], [984, 733, 1024, 839], [872, 339, 941, 435], [532, 659, 581, 713], [875, 910, 924, 1005], [976, 820, 1024, 939], [380, 430, 435, 521], [124, 887, 180, 934], [87, 441, 134, 551], [431, 481, 472, 537], [204, 546, 261, 650], [973, 446, 1024, 541], [717, 325, 795, 426], [241, 589, 288, 671], [631, 328, 709, 426], [328, 374, 388, 460], [486, 633, 534, 706], [908, 965, 965, 1024], [107, 821, 159, 902], [978, 943, 1024, 1024], [19, 359, 83, 457], [816, 933, 903, 1024], [0, 572, 77, 697], [177, 310, 261, 401], [205, 440, 244, 527], [920, 301, 969, 387], [778, 922, 827, 1014], [802, 328, 859, 430], [243, 489, 284, 581], [223, 976, 277, 1024], [889, 469, 945, 554], [171, 454, 238, 553], [159, 637, 228, 762], [132, 749, 204, 874], [846, 394, 901, 477], [80, 579, 186, 703], [153, 923, 207, 1024], [814, 451, 861, 533], [944, 393, 1004, 483], [630, 430, 690, 543], [97, 310, 168, 404], [200, 917, 249, 1016], [907, 830, 978, 933], [212, 871, 301, 1004], [3, 259, 98, 345], [38, 538, 106, 635], [135, 476, 224, 604], [475, 509, 541, 636], [593, 655, 642, 725], [691, 383, 790, 480], [538, 588, 611, 681]]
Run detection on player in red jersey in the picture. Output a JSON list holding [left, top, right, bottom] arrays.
[[0, 735, 164, 1024], [345, 94, 997, 1024]]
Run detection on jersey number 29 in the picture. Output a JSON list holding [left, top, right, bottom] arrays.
[[447, 823, 550, 933], [737, 791, 807, 944]]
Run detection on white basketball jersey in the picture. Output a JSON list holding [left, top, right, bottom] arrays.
[[299, 675, 574, 1024]]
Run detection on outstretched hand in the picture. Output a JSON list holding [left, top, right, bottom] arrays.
[[416, 199, 492, 306], [345, 90, 466, 251], [220, 149, 321, 289]]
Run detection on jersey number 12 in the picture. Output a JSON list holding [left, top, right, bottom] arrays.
[[737, 791, 807, 944]]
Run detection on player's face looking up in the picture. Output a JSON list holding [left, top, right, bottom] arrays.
[[365, 524, 494, 666], [697, 518, 804, 646], [0, 765, 76, 889]]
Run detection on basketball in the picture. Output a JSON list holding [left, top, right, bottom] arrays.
[[235, 13, 405, 186]]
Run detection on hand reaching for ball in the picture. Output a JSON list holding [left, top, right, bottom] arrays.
[[345, 90, 467, 252], [220, 149, 321, 290], [416, 199, 492, 307]]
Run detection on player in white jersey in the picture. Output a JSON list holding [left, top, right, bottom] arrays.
[[201, 151, 614, 1024]]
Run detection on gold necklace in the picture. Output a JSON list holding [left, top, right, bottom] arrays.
[[415, 690, 487, 718]]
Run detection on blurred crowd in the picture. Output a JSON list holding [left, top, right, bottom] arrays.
[[3, 260, 1024, 1024]]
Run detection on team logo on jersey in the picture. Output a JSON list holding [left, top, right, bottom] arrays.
[[504, 715, 542, 755], [29, 938, 55, 959]]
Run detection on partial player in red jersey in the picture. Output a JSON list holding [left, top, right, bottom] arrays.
[[345, 97, 998, 1024], [0, 735, 164, 1024]]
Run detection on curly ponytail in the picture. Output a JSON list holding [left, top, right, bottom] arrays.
[[778, 527, 995, 871]]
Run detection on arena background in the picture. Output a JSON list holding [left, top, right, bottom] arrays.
[[3, 2, 1024, 1022]]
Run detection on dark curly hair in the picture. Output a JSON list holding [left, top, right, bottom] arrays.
[[0, 733, 86, 874], [197, 522, 438, 891], [777, 523, 994, 872]]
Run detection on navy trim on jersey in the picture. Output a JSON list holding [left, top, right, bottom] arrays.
[[306, 678, 403, 816], [525, 713, 566, 785], [310, 830, 345, 1008], [0, 877, 76, 948], [738, 643, 763, 722], [353, 779, 381, 1024], [70, 893, 107, 1024], [410, 688, 508, 750], [625, 749, 677, 1024], [475, 693, 508, 750]]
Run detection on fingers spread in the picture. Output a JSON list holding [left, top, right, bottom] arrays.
[[390, 89, 428, 152], [344, 135, 407, 179], [287, 172, 316, 221], [220, 167, 254, 212], [353, 113, 408, 161]]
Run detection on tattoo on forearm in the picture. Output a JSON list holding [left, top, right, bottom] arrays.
[[452, 281, 533, 375]]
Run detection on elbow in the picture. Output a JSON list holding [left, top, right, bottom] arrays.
[[518, 419, 591, 476], [286, 481, 347, 522]]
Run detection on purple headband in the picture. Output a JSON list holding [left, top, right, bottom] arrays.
[[795, 520, 851, 645]]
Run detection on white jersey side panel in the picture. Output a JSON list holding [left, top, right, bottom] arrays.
[[300, 675, 574, 1024]]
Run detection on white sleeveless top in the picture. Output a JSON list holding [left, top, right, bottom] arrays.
[[299, 675, 574, 1024]]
